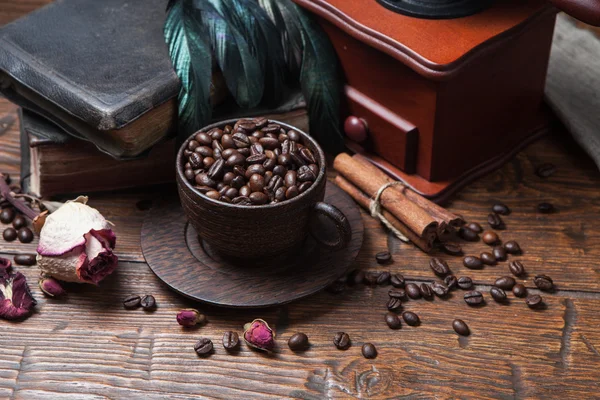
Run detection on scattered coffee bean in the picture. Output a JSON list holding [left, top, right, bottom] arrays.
[[362, 343, 377, 359], [508, 260, 525, 276], [194, 338, 213, 356], [480, 252, 496, 265], [402, 311, 420, 326], [377, 271, 391, 285], [482, 231, 499, 245], [464, 291, 484, 306], [525, 294, 543, 308], [347, 269, 362, 286], [444, 275, 458, 290], [431, 282, 449, 297], [504, 241, 521, 254], [288, 333, 309, 351], [487, 213, 504, 229], [466, 222, 483, 233], [419, 283, 434, 299], [333, 332, 351, 350], [463, 256, 483, 269], [0, 208, 15, 224], [364, 271, 380, 285], [493, 246, 507, 261], [223, 331, 240, 350], [406, 283, 421, 299], [429, 257, 450, 276], [452, 319, 470, 336], [387, 297, 402, 311], [490, 287, 507, 302], [14, 254, 36, 266], [492, 203, 510, 215], [534, 275, 554, 291], [3, 227, 17, 241], [123, 295, 141, 309], [375, 251, 392, 264], [140, 294, 157, 311], [536, 163, 556, 178], [12, 215, 27, 230], [388, 288, 406, 299], [326, 280, 345, 294], [457, 276, 473, 290], [345, 270, 363, 287], [495, 276, 516, 290], [512, 283, 527, 298], [458, 226, 479, 241], [537, 202, 554, 214], [385, 312, 402, 329], [17, 227, 33, 243], [390, 274, 405, 288], [441, 242, 463, 256]]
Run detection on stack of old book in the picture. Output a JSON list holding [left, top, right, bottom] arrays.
[[0, 0, 307, 196]]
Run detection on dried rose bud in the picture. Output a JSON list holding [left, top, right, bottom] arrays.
[[0, 264, 36, 320], [38, 276, 66, 298], [36, 196, 117, 284], [0, 257, 11, 271], [243, 318, 275, 352], [176, 308, 206, 327]]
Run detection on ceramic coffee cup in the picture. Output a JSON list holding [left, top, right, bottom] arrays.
[[176, 118, 352, 260]]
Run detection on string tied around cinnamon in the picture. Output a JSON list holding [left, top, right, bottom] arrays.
[[369, 182, 411, 243]]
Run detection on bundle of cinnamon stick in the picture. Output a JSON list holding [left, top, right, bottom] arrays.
[[333, 153, 464, 253]]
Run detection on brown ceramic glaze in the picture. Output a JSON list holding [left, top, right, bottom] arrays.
[[176, 119, 352, 260]]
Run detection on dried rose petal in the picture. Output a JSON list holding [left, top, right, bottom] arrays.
[[39, 276, 66, 298], [243, 319, 275, 351], [176, 308, 206, 327], [0, 266, 36, 320]]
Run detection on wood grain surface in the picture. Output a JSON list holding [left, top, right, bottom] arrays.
[[2, 4, 600, 399]]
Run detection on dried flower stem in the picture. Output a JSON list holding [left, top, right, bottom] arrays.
[[0, 173, 38, 220]]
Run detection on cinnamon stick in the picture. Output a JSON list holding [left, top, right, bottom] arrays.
[[335, 176, 434, 252], [333, 154, 438, 237], [352, 154, 464, 228]]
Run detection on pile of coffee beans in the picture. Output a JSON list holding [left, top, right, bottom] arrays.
[[182, 118, 319, 206], [1, 204, 35, 245]]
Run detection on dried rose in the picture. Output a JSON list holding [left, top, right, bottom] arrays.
[[36, 196, 117, 284], [39, 276, 66, 298], [0, 257, 11, 271], [176, 308, 206, 327], [243, 319, 275, 351], [0, 262, 36, 320]]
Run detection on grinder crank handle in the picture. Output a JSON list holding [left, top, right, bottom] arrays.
[[549, 0, 600, 26]]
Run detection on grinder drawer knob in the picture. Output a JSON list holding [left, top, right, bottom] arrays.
[[344, 116, 369, 143]]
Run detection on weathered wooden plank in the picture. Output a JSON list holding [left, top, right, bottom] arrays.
[[0, 257, 599, 399]]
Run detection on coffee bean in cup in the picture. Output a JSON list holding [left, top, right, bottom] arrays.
[[183, 118, 319, 206]]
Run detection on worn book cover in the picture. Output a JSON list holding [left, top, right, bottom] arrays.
[[0, 0, 178, 159]]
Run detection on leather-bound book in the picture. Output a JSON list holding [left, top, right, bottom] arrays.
[[0, 0, 178, 159], [20, 106, 309, 197]]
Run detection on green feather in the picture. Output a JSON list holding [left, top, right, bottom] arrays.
[[192, 0, 264, 108], [258, 0, 345, 154], [258, 0, 303, 80], [223, 0, 287, 106], [164, 0, 212, 142]]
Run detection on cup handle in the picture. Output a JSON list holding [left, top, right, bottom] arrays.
[[309, 202, 352, 250]]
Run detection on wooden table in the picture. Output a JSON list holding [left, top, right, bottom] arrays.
[[2, 3, 600, 399]]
